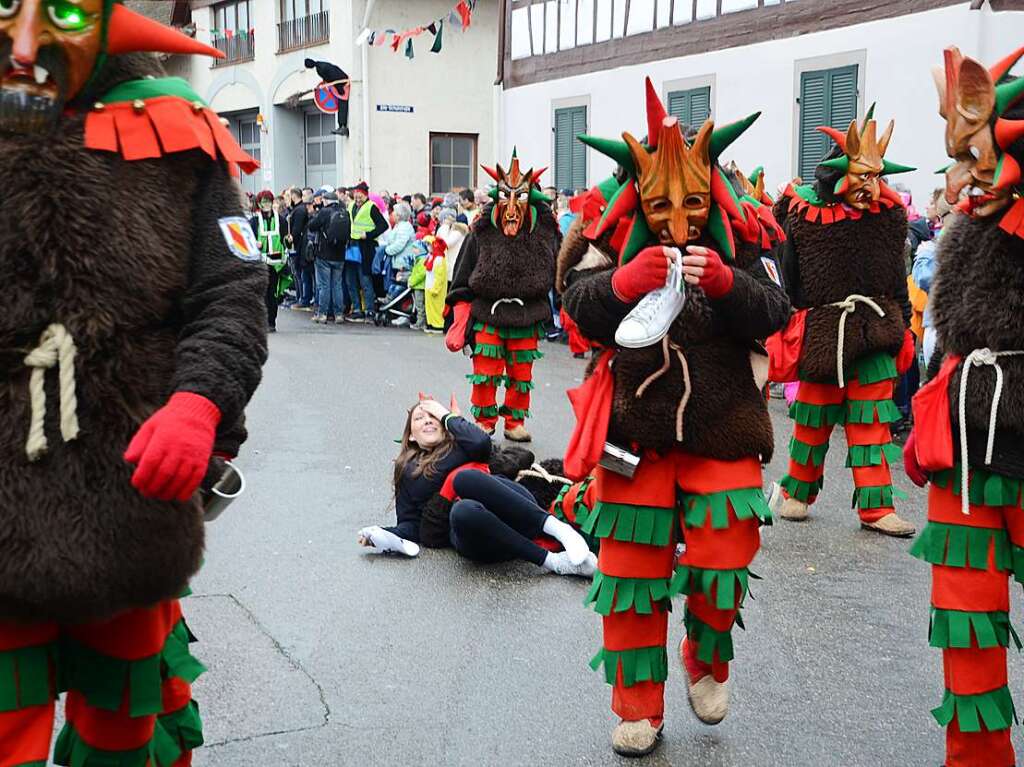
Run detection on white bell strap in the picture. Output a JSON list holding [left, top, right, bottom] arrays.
[[957, 348, 1024, 516], [490, 297, 525, 315], [829, 294, 886, 389], [212, 460, 247, 500]]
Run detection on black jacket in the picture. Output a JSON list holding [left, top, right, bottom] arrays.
[[289, 204, 310, 263], [387, 416, 491, 543], [308, 203, 351, 262]]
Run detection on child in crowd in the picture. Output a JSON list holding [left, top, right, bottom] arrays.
[[359, 396, 596, 576]]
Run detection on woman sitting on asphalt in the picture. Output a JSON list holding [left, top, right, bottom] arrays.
[[358, 396, 596, 577]]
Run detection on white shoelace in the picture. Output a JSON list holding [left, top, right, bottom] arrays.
[[957, 348, 1024, 515], [628, 252, 684, 327]]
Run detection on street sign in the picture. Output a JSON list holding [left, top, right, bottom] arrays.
[[314, 82, 341, 114], [376, 104, 414, 113]]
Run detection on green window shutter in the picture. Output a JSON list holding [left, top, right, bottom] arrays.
[[799, 65, 858, 182], [555, 106, 587, 191], [667, 86, 711, 131]]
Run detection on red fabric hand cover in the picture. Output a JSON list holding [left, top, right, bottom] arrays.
[[611, 245, 671, 302], [697, 248, 734, 299], [124, 392, 222, 502], [903, 430, 927, 487], [896, 328, 916, 374], [564, 349, 615, 480], [445, 302, 472, 353], [766, 309, 807, 383]]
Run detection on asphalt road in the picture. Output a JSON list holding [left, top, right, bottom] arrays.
[[187, 309, 1023, 767]]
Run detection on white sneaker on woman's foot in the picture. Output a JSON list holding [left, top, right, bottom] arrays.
[[543, 551, 597, 577], [614, 248, 685, 349], [357, 526, 420, 557]]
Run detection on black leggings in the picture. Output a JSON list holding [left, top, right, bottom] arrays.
[[448, 470, 550, 566]]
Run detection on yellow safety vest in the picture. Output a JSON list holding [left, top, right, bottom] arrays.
[[349, 201, 376, 239]]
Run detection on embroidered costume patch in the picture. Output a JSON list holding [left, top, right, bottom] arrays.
[[761, 256, 782, 287], [219, 217, 261, 261]]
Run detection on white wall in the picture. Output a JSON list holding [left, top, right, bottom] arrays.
[[363, 0, 499, 195], [501, 4, 1024, 206]]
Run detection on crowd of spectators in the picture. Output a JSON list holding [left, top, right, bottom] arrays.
[[246, 184, 583, 340]]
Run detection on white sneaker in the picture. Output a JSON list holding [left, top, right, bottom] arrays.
[[545, 551, 598, 577], [357, 526, 420, 557], [614, 249, 686, 349]]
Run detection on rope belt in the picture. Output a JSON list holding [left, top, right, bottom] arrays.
[[490, 297, 524, 315], [957, 348, 1024, 516], [634, 334, 692, 442], [516, 463, 572, 487], [23, 323, 80, 462], [830, 294, 886, 389]]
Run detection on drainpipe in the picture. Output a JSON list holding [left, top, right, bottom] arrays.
[[360, 0, 378, 185]]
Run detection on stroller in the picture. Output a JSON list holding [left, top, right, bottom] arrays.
[[372, 240, 424, 327]]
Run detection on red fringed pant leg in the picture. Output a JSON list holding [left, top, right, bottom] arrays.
[[582, 451, 767, 723], [911, 471, 1024, 767], [0, 599, 204, 767]]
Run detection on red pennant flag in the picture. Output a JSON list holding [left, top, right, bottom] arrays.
[[456, 0, 472, 28]]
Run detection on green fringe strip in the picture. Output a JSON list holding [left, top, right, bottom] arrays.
[[473, 342, 504, 359], [507, 349, 544, 363], [505, 378, 535, 393], [789, 401, 846, 428], [585, 572, 672, 616], [552, 478, 600, 553], [499, 405, 531, 420], [931, 685, 1017, 733], [929, 608, 1021, 650], [1014, 546, 1024, 585], [684, 610, 736, 664], [159, 700, 204, 752], [847, 398, 902, 425], [780, 474, 823, 503], [0, 642, 57, 712], [910, 521, 1011, 572], [846, 442, 903, 468], [577, 501, 676, 546], [681, 487, 771, 530], [589, 645, 668, 687], [855, 352, 898, 385], [54, 716, 184, 767], [789, 437, 830, 468], [466, 373, 504, 387], [932, 466, 1024, 510], [62, 620, 205, 717], [472, 321, 544, 339], [851, 484, 906, 510], [669, 565, 758, 610], [470, 405, 499, 419]]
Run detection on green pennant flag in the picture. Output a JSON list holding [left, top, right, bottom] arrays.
[[405, 37, 414, 59], [431, 19, 444, 53]]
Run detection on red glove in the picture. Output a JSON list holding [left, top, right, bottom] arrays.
[[445, 302, 472, 353], [684, 246, 734, 299], [896, 328, 916, 374], [124, 392, 222, 502], [903, 430, 927, 487], [611, 245, 673, 302]]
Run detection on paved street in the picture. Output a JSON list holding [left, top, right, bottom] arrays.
[[190, 310, 1022, 767]]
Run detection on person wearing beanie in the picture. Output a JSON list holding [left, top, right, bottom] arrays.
[[250, 189, 291, 333], [346, 180, 389, 321], [445, 150, 560, 443], [558, 79, 789, 757], [769, 106, 917, 538], [0, 2, 268, 762], [905, 45, 1024, 767]]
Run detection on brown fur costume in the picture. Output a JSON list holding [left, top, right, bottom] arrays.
[[0, 55, 268, 623], [448, 202, 560, 328], [775, 201, 909, 382]]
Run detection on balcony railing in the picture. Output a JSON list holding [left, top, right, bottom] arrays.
[[278, 10, 330, 53], [211, 30, 255, 67]]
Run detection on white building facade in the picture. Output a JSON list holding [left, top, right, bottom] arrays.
[[498, 0, 1024, 206], [184, 0, 500, 197]]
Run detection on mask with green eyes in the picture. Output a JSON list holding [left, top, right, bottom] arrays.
[[0, 0, 221, 136]]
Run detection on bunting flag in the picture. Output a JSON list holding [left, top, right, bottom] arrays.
[[358, 0, 475, 58]]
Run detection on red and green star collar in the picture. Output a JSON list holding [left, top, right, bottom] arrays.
[[782, 181, 903, 225]]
